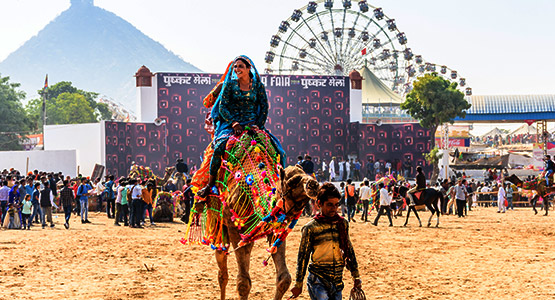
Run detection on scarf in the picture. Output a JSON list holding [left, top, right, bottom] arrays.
[[313, 213, 354, 267]]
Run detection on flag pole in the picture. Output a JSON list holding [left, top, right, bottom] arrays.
[[42, 74, 48, 149]]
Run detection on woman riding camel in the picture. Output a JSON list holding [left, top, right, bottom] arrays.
[[197, 55, 285, 198]]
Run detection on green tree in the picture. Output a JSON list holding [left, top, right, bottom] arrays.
[[0, 74, 31, 150], [401, 73, 471, 180], [27, 81, 111, 126]]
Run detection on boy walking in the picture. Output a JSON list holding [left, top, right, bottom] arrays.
[[291, 182, 362, 299]]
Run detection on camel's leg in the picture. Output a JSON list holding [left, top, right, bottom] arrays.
[[271, 239, 292, 300], [531, 196, 538, 215], [234, 242, 254, 299], [544, 197, 549, 216], [215, 249, 229, 300]]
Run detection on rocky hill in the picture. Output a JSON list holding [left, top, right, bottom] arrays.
[[0, 0, 201, 113]]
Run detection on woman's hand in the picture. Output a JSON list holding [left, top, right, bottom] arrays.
[[232, 122, 243, 136], [290, 286, 302, 298], [246, 122, 259, 131], [354, 278, 362, 289]]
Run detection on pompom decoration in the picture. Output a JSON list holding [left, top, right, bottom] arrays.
[[182, 126, 300, 264], [246, 174, 254, 185]]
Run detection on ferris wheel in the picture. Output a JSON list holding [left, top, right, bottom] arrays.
[[264, 0, 472, 96], [264, 0, 414, 94], [409, 56, 473, 95]]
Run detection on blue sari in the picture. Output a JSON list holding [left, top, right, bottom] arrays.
[[209, 55, 285, 176]]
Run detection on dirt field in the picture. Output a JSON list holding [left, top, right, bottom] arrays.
[[1, 206, 554, 300]]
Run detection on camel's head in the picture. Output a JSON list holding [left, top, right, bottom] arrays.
[[277, 165, 319, 217], [506, 174, 522, 187]]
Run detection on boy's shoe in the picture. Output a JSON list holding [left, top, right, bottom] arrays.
[[64, 223, 69, 229], [114, 223, 121, 226]]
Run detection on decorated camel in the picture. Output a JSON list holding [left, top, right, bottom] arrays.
[[506, 174, 553, 215], [183, 129, 318, 300], [128, 164, 175, 188]]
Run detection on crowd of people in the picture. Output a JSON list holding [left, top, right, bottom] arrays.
[[0, 167, 197, 230], [310, 156, 414, 183], [293, 154, 555, 227]]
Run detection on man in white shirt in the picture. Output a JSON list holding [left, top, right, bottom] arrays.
[[321, 159, 328, 182], [359, 180, 371, 222], [372, 182, 393, 226], [329, 157, 336, 182], [128, 179, 143, 228], [497, 184, 506, 213], [454, 179, 468, 217], [338, 159, 344, 182], [345, 159, 351, 179]]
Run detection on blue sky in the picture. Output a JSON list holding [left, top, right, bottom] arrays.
[[0, 0, 553, 98]]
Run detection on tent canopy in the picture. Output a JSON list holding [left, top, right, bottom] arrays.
[[510, 124, 536, 135], [360, 65, 404, 105], [480, 127, 506, 138]]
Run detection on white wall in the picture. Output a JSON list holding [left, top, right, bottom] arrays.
[[44, 123, 104, 177], [0, 150, 77, 177], [136, 75, 158, 122], [350, 89, 362, 123]]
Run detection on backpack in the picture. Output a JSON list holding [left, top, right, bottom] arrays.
[[347, 185, 355, 198]]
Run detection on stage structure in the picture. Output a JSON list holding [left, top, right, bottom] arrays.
[[97, 66, 434, 178]]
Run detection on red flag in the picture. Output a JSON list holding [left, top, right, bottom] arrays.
[[361, 48, 367, 55], [43, 74, 48, 91]]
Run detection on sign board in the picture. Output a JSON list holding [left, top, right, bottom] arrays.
[[91, 164, 105, 181]]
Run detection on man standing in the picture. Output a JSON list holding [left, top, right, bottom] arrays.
[[59, 180, 74, 229], [0, 181, 9, 224], [175, 158, 189, 178], [300, 155, 315, 176], [329, 157, 336, 182], [104, 175, 116, 218], [354, 159, 361, 181], [455, 179, 468, 217], [291, 183, 361, 299], [344, 179, 357, 222], [359, 180, 371, 222], [366, 158, 374, 180], [497, 182, 506, 213], [30, 183, 42, 225], [181, 179, 194, 223], [338, 158, 344, 182], [345, 159, 351, 181], [403, 158, 412, 179], [40, 182, 56, 228], [128, 179, 144, 228], [373, 182, 393, 226], [77, 178, 92, 224], [321, 159, 328, 182]]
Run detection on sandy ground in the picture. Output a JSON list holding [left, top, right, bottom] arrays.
[[0, 206, 554, 300]]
